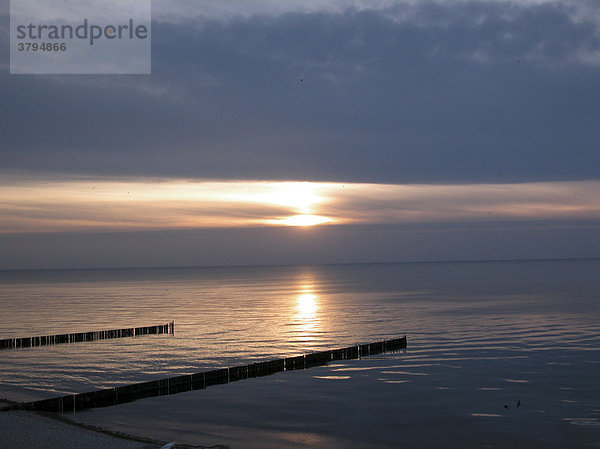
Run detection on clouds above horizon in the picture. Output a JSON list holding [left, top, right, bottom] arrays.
[[1, 0, 599, 183], [1, 177, 598, 233], [2, 0, 599, 268]]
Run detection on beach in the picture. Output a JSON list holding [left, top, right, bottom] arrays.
[[0, 407, 160, 449]]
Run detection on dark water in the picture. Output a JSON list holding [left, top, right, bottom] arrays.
[[1, 259, 599, 447]]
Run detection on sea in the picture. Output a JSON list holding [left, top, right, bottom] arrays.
[[0, 259, 599, 448]]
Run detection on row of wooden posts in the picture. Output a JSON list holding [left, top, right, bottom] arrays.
[[4, 336, 407, 413], [0, 322, 174, 350]]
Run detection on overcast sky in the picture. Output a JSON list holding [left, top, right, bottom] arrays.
[[1, 0, 599, 269]]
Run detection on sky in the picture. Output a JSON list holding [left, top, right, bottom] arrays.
[[1, 0, 599, 269]]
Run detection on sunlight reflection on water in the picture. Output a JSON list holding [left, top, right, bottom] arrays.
[[0, 260, 598, 410]]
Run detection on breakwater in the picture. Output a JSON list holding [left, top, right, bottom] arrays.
[[0, 322, 174, 350], [5, 336, 406, 413]]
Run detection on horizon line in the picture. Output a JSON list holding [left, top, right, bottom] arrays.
[[1, 256, 598, 274]]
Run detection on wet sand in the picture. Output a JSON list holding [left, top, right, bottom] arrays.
[[0, 408, 160, 449]]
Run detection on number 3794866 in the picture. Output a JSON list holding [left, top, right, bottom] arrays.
[[18, 42, 67, 51]]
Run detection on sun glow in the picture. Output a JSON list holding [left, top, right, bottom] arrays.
[[264, 183, 321, 214], [217, 181, 334, 227], [269, 214, 330, 227], [221, 182, 325, 213]]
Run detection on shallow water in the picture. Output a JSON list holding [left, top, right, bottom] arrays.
[[75, 351, 600, 449], [1, 260, 599, 447]]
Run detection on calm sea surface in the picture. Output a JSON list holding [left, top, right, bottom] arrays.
[[1, 259, 599, 447]]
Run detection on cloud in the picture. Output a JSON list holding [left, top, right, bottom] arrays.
[[321, 181, 600, 223], [1, 176, 599, 233], [149, 0, 600, 26], [1, 1, 599, 183]]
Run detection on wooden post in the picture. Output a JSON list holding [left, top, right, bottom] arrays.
[[0, 323, 175, 351]]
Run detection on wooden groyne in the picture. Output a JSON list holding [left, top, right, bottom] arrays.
[[0, 322, 174, 351], [4, 336, 406, 413]]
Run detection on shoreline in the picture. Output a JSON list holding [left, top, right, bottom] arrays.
[[42, 411, 229, 449], [1, 402, 232, 449], [0, 408, 162, 449]]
